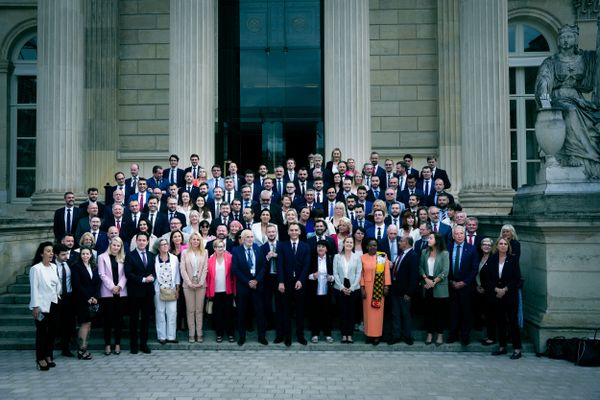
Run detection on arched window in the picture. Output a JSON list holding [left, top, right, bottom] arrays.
[[508, 21, 554, 189], [9, 33, 37, 199]]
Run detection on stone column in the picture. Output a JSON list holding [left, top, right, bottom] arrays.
[[437, 0, 462, 194], [458, 0, 514, 215], [169, 0, 216, 167], [85, 0, 119, 189], [0, 60, 10, 203], [324, 0, 371, 165], [30, 0, 86, 211]]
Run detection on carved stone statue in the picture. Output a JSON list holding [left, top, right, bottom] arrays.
[[535, 24, 600, 179]]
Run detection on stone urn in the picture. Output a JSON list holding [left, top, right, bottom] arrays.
[[535, 108, 566, 156]]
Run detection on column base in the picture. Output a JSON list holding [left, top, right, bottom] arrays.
[[28, 191, 84, 214], [457, 188, 515, 216]]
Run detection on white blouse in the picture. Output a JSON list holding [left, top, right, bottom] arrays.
[[427, 256, 436, 277], [215, 258, 226, 293], [29, 262, 60, 313]]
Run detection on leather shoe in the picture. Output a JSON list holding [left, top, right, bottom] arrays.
[[140, 346, 152, 354], [446, 337, 458, 344], [158, 340, 166, 345], [237, 337, 246, 346], [61, 351, 75, 358], [274, 336, 284, 344], [510, 351, 522, 360], [460, 339, 470, 346], [258, 337, 268, 345], [492, 348, 508, 356], [404, 337, 414, 345], [130, 349, 138, 354], [297, 337, 307, 345], [387, 338, 400, 345], [284, 337, 292, 347], [166, 339, 179, 344]]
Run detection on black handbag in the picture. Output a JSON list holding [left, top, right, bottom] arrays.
[[88, 303, 100, 319], [575, 330, 600, 367]]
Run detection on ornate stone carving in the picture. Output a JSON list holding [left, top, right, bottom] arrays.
[[573, 0, 600, 21]]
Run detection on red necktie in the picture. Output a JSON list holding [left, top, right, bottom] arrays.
[[116, 219, 121, 233]]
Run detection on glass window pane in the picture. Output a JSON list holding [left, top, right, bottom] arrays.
[[524, 67, 539, 95], [511, 162, 518, 190], [17, 76, 36, 104], [510, 99, 516, 129], [527, 162, 540, 185], [16, 169, 36, 198], [17, 139, 36, 168], [524, 25, 549, 52], [508, 25, 515, 53], [525, 99, 537, 129], [526, 130, 539, 159], [17, 109, 36, 137], [510, 130, 517, 160], [17, 37, 37, 60], [509, 68, 516, 95]]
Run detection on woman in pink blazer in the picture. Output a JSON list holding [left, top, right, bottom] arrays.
[[97, 237, 128, 355], [205, 239, 236, 343]]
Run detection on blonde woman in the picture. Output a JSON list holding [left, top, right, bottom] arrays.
[[335, 217, 353, 253], [75, 232, 98, 260], [327, 202, 347, 234], [179, 232, 208, 342]]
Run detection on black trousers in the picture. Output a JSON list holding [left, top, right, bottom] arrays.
[[56, 294, 76, 352], [35, 302, 58, 361], [475, 291, 497, 341], [495, 299, 522, 349], [263, 274, 284, 336], [212, 292, 234, 337], [129, 295, 153, 350], [236, 289, 266, 339], [281, 282, 305, 338], [309, 294, 332, 336], [449, 286, 473, 341], [390, 291, 412, 339], [423, 289, 446, 334], [101, 295, 125, 346], [336, 289, 356, 336]]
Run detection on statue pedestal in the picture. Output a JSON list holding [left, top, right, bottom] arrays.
[[510, 161, 600, 351]]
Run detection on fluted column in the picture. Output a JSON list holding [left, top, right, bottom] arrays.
[[437, 0, 462, 195], [85, 0, 119, 189], [30, 0, 85, 211], [170, 0, 216, 166], [458, 0, 514, 215], [324, 0, 371, 165]]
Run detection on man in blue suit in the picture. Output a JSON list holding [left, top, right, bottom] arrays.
[[277, 222, 310, 346], [147, 165, 169, 193], [231, 230, 268, 346], [447, 225, 479, 346], [428, 206, 451, 241]]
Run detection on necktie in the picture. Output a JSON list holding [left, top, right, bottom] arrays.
[[246, 248, 255, 275], [393, 252, 404, 280], [223, 216, 228, 226], [393, 218, 398, 227], [227, 192, 231, 204], [454, 245, 461, 275], [292, 242, 297, 255], [133, 214, 137, 227], [193, 166, 197, 178], [170, 169, 175, 183], [139, 194, 144, 210], [329, 202, 334, 217], [359, 220, 364, 228], [377, 227, 382, 240], [60, 262, 67, 295], [66, 208, 72, 233], [215, 202, 221, 217], [244, 200, 250, 209], [141, 251, 147, 268], [316, 192, 321, 203], [433, 223, 438, 233], [301, 182, 305, 195], [169, 212, 174, 221], [399, 176, 404, 190], [388, 174, 392, 186], [278, 179, 283, 194], [92, 231, 97, 241], [424, 180, 429, 195], [270, 243, 276, 273], [215, 177, 220, 188], [187, 185, 191, 192], [350, 211, 354, 221], [149, 214, 155, 233], [116, 219, 121, 233], [374, 189, 379, 198]]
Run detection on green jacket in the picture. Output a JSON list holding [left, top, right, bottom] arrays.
[[419, 249, 449, 298]]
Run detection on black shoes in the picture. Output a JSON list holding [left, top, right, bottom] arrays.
[[510, 351, 522, 360], [258, 337, 268, 345], [387, 337, 400, 345], [166, 339, 178, 344], [140, 346, 152, 354], [285, 337, 292, 347], [36, 360, 49, 371], [237, 337, 246, 346], [404, 337, 414, 345], [297, 337, 307, 345], [158, 340, 166, 345], [273, 336, 284, 344], [130, 348, 138, 354], [492, 348, 508, 356]]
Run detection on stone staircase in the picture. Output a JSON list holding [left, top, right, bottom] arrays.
[[0, 269, 535, 352]]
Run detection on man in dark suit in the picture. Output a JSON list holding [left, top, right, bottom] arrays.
[[106, 171, 131, 206], [307, 219, 337, 255], [75, 202, 102, 243], [352, 203, 373, 231], [240, 184, 259, 212], [125, 163, 141, 195], [53, 243, 76, 357], [294, 189, 323, 214], [162, 197, 187, 232], [294, 168, 312, 197], [377, 225, 399, 263], [89, 217, 109, 254], [418, 166, 435, 200], [284, 158, 298, 185], [427, 156, 451, 189], [101, 203, 135, 246], [125, 232, 156, 354], [276, 222, 310, 346], [398, 174, 424, 209], [413, 222, 432, 257], [388, 236, 419, 345], [205, 225, 236, 255], [231, 230, 268, 346], [427, 179, 455, 208], [243, 171, 262, 202], [370, 151, 387, 184], [428, 206, 451, 239], [447, 225, 479, 346], [227, 162, 244, 192], [53, 192, 84, 242], [128, 178, 151, 210], [142, 196, 168, 237], [252, 190, 283, 225], [147, 165, 169, 193], [465, 217, 483, 255], [180, 172, 200, 202], [381, 158, 397, 191], [366, 176, 385, 203], [261, 224, 283, 336], [222, 176, 241, 205], [79, 187, 106, 218], [403, 154, 419, 177], [209, 202, 232, 235], [163, 154, 185, 188], [183, 153, 202, 180], [366, 210, 387, 241]]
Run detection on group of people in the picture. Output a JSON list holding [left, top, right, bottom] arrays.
[[29, 149, 524, 370]]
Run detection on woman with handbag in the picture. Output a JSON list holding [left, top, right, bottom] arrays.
[[419, 233, 449, 346], [154, 238, 180, 344], [180, 232, 208, 343], [71, 246, 101, 360], [29, 242, 61, 370], [98, 237, 128, 355], [205, 239, 236, 343], [333, 237, 362, 344], [360, 238, 391, 345]]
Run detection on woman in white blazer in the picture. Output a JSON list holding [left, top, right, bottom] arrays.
[[333, 237, 363, 344], [29, 242, 61, 371], [251, 209, 278, 246], [154, 238, 181, 344]]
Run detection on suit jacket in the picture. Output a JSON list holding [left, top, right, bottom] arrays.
[[352, 218, 373, 232], [447, 241, 479, 286], [293, 200, 323, 214], [205, 238, 235, 256], [205, 252, 235, 297], [180, 186, 200, 202], [398, 187, 425, 209], [377, 237, 399, 263], [390, 248, 419, 296], [284, 170, 298, 185], [209, 215, 233, 235], [79, 200, 106, 219], [366, 187, 385, 202], [161, 210, 187, 232], [74, 217, 93, 242], [141, 212, 168, 237], [294, 180, 313, 196], [163, 167, 185, 188], [307, 235, 338, 256], [413, 238, 429, 257], [53, 207, 84, 241], [101, 216, 136, 242], [124, 177, 140, 194], [106, 185, 132, 205], [71, 261, 101, 304], [146, 176, 169, 192], [372, 165, 387, 184], [128, 191, 151, 207], [432, 168, 451, 189], [406, 167, 419, 178], [125, 249, 156, 298], [306, 253, 334, 296], [427, 191, 455, 208], [417, 179, 435, 198], [97, 252, 128, 298], [366, 224, 387, 241], [332, 253, 362, 291], [231, 244, 266, 293], [93, 231, 110, 254], [431, 221, 451, 238], [276, 240, 310, 285], [251, 203, 283, 225], [480, 253, 521, 304], [419, 249, 449, 298]]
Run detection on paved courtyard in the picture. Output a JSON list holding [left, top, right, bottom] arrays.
[[0, 350, 598, 399]]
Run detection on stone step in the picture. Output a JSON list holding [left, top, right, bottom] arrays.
[[7, 284, 30, 294], [0, 293, 30, 304], [0, 304, 28, 315], [15, 275, 30, 284], [0, 315, 33, 326]]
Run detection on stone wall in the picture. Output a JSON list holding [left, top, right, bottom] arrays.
[[369, 0, 438, 163], [118, 0, 170, 161]]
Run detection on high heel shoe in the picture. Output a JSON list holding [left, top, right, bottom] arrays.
[[77, 349, 93, 360], [36, 360, 49, 371], [104, 346, 112, 356], [45, 358, 56, 368]]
